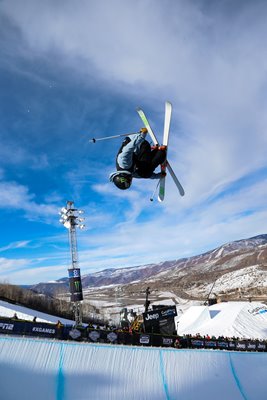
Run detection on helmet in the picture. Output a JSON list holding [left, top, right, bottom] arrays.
[[110, 171, 132, 190]]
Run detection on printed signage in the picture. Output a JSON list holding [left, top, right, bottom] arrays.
[[0, 322, 14, 332], [162, 337, 173, 346], [69, 328, 81, 340], [89, 330, 100, 342], [68, 268, 83, 302], [107, 332, 118, 343], [143, 306, 177, 327], [139, 335, 150, 345], [248, 306, 267, 316]]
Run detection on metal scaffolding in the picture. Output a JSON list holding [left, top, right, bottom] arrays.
[[59, 201, 85, 326]]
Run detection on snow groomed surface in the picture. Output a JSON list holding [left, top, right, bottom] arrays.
[[0, 336, 266, 400], [177, 302, 267, 339]]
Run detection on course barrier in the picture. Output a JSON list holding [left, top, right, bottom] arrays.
[[0, 316, 266, 351]]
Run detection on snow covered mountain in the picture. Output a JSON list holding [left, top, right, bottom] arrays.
[[31, 234, 267, 302]]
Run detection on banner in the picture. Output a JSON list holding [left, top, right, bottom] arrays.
[[143, 306, 177, 327], [0, 320, 15, 333], [0, 316, 266, 353], [68, 268, 83, 302], [139, 334, 151, 345], [24, 321, 57, 338], [256, 342, 266, 351], [162, 337, 174, 347]]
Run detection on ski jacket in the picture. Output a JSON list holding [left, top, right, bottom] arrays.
[[115, 132, 162, 179], [116, 132, 146, 171]]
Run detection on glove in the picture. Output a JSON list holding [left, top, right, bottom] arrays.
[[140, 128, 148, 134]]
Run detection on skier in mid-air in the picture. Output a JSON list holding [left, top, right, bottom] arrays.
[[109, 128, 167, 190]]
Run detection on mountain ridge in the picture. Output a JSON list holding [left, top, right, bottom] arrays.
[[30, 234, 267, 301]]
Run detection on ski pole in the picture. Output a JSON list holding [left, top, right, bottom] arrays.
[[150, 180, 160, 202], [89, 132, 138, 143]]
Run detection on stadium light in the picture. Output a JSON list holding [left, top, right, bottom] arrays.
[[59, 200, 85, 326]]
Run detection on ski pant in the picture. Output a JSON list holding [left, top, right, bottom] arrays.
[[135, 141, 166, 178]]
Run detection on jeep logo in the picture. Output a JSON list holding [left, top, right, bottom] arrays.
[[145, 313, 159, 321]]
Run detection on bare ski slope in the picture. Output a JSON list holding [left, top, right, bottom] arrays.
[[0, 336, 266, 400]]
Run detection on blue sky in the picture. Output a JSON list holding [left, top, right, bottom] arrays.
[[1, 0, 267, 285]]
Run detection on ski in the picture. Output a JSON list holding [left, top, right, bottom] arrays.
[[136, 108, 158, 146], [158, 101, 172, 201], [166, 162, 185, 196], [136, 103, 185, 199]]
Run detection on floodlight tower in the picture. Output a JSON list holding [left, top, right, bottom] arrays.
[[59, 201, 85, 326]]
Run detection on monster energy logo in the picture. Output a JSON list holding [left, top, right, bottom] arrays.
[[74, 280, 81, 291], [119, 177, 130, 187]]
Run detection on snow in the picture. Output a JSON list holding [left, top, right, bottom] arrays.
[[0, 336, 266, 400], [177, 305, 211, 333], [218, 265, 267, 291], [177, 301, 267, 339], [0, 300, 267, 398], [0, 300, 75, 325]]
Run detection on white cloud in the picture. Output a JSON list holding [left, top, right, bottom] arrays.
[[77, 177, 267, 274], [0, 259, 67, 285], [0, 241, 31, 252], [0, 257, 30, 274], [2, 1, 267, 199], [0, 143, 49, 169], [0, 180, 58, 221]]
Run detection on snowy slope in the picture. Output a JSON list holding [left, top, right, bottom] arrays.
[[0, 336, 266, 400], [0, 300, 74, 325], [177, 302, 267, 339], [177, 305, 211, 333]]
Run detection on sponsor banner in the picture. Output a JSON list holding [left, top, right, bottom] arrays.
[[205, 340, 217, 348], [68, 268, 83, 302], [246, 341, 257, 351], [162, 337, 174, 346], [26, 322, 57, 338], [217, 341, 229, 349], [228, 341, 236, 350], [191, 340, 205, 348], [107, 332, 118, 343], [248, 306, 267, 316], [256, 342, 266, 351], [143, 306, 177, 327], [0, 320, 15, 332], [236, 341, 247, 350], [88, 330, 101, 342], [0, 319, 58, 338], [69, 328, 81, 340], [139, 334, 150, 345], [0, 318, 26, 335]]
